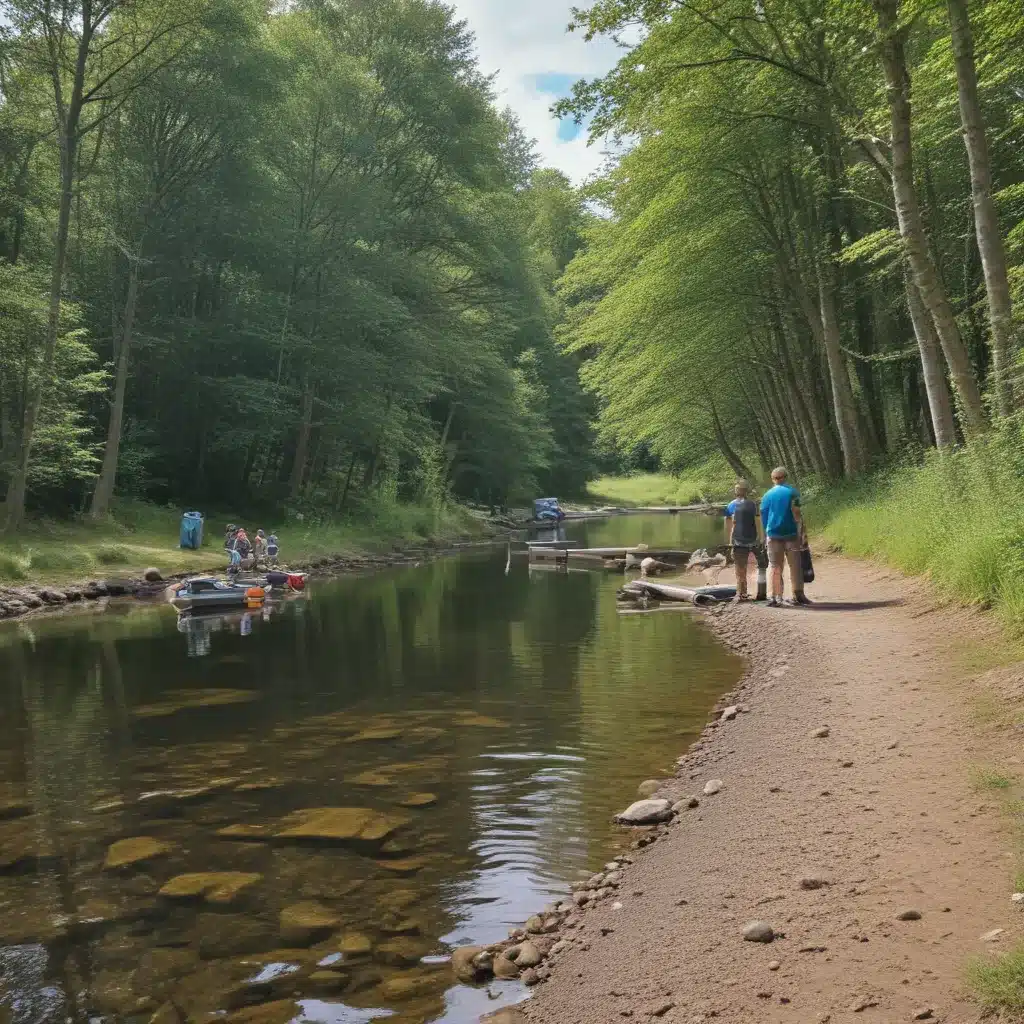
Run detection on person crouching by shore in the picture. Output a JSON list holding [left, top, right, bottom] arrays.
[[725, 480, 761, 602], [760, 466, 810, 607]]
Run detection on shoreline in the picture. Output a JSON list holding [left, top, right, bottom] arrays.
[[478, 556, 1021, 1024], [0, 534, 505, 624]]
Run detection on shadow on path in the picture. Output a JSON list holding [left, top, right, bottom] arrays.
[[799, 599, 904, 612]]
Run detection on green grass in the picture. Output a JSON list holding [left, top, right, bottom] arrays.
[[973, 768, 1017, 791], [967, 947, 1024, 1014], [588, 456, 752, 508], [810, 426, 1024, 633], [0, 498, 490, 587]]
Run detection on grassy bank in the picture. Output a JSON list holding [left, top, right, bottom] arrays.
[[807, 431, 1024, 630], [587, 458, 741, 507], [0, 500, 490, 587]]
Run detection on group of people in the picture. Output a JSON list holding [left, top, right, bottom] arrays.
[[724, 466, 810, 608], [223, 524, 280, 572]]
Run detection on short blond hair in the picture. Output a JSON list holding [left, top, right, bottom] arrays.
[[771, 466, 788, 483]]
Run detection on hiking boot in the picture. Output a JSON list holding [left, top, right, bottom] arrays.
[[793, 593, 812, 606], [767, 597, 781, 608]]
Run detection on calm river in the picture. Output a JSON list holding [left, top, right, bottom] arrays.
[[0, 514, 741, 1024]]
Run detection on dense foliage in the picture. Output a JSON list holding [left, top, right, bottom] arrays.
[[0, 0, 595, 526], [556, 0, 1024, 482]]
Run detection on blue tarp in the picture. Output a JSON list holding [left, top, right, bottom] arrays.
[[534, 497, 562, 521], [180, 511, 204, 550]]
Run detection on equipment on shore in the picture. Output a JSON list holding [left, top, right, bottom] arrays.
[[179, 511, 204, 550]]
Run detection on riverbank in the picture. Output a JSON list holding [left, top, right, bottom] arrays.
[[0, 500, 501, 621], [499, 556, 1024, 1024]]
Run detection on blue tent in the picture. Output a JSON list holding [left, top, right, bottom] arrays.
[[179, 511, 204, 550]]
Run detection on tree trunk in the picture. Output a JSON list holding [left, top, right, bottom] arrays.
[[947, 0, 1017, 415], [90, 259, 140, 519], [4, 22, 91, 529], [709, 397, 755, 481], [874, 0, 988, 437], [817, 259, 866, 475], [289, 383, 315, 499], [905, 273, 957, 448]]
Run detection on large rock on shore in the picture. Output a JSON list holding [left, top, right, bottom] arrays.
[[615, 798, 673, 825], [451, 945, 488, 983]]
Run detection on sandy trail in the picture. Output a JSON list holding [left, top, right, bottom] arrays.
[[519, 557, 1020, 1024]]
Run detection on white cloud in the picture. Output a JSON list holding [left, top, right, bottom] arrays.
[[450, 0, 624, 184]]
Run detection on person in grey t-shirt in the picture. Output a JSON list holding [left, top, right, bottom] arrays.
[[724, 480, 763, 601]]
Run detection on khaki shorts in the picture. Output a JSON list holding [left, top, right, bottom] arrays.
[[767, 536, 801, 566]]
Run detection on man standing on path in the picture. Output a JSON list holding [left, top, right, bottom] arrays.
[[725, 480, 762, 602], [760, 466, 809, 608]]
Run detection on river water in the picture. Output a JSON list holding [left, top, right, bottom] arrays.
[[0, 514, 741, 1024]]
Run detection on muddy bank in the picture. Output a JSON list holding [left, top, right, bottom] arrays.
[[0, 536, 502, 623], [483, 558, 1019, 1024]]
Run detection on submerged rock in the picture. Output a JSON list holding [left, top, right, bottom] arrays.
[[103, 836, 174, 870], [376, 936, 430, 966], [279, 902, 341, 946], [636, 780, 661, 799], [344, 727, 404, 743], [224, 1000, 300, 1024], [216, 824, 273, 841], [158, 872, 262, 906], [273, 807, 408, 844], [452, 713, 508, 729], [337, 932, 373, 958], [399, 792, 438, 808], [375, 856, 429, 875], [615, 799, 673, 825]]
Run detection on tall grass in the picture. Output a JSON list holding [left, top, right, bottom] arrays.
[[812, 424, 1024, 629]]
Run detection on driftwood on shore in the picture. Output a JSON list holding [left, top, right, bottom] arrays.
[[618, 579, 737, 606]]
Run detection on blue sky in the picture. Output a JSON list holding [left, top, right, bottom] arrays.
[[449, 1, 623, 183]]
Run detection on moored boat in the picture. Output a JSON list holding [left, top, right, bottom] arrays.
[[170, 577, 268, 611]]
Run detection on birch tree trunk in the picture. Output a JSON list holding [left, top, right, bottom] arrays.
[[90, 260, 141, 518], [874, 0, 988, 437], [905, 273, 957, 448], [947, 0, 1017, 415], [817, 259, 867, 475]]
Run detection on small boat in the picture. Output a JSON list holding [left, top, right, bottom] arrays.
[[170, 577, 268, 611]]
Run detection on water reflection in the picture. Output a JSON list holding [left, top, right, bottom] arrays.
[[0, 514, 739, 1024]]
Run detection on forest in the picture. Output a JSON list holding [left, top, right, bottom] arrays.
[[4, 0, 1024, 552], [0, 0, 596, 530], [557, 0, 1024, 485]]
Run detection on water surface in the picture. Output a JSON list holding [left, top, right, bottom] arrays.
[[0, 513, 740, 1024]]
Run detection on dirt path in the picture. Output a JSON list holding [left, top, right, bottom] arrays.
[[518, 557, 1021, 1024]]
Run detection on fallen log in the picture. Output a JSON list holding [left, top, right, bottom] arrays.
[[618, 580, 737, 606]]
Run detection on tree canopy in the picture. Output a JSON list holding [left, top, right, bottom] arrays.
[[556, 0, 1024, 482], [0, 0, 595, 524]]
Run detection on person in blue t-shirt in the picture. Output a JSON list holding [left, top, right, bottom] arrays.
[[759, 466, 809, 608]]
